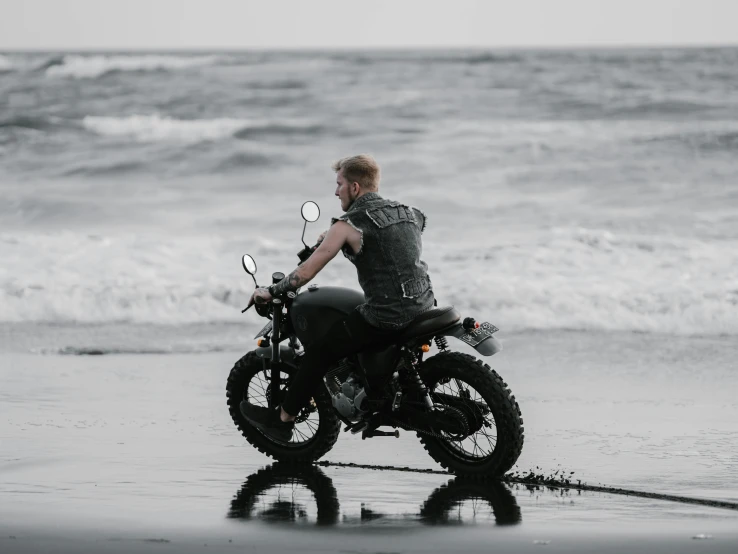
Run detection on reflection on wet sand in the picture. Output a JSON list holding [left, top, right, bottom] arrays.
[[227, 463, 521, 527], [228, 463, 340, 526], [420, 478, 522, 525]]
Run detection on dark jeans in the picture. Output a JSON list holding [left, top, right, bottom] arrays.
[[281, 308, 400, 416]]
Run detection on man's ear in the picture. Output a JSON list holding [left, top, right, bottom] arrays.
[[352, 182, 361, 196]]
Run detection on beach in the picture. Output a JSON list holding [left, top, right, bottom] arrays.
[[2, 47, 738, 551], [2, 331, 737, 552]]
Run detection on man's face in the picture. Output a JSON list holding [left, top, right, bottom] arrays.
[[335, 170, 358, 212]]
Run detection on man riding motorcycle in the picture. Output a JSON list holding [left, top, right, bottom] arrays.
[[241, 154, 435, 441]]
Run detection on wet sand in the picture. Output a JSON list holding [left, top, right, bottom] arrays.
[[2, 331, 737, 552], [2, 460, 738, 554]]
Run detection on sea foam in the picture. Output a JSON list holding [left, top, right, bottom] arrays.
[[1, 228, 736, 336], [82, 114, 319, 143], [83, 114, 250, 143], [45, 54, 218, 78]]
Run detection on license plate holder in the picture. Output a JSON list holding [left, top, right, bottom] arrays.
[[459, 322, 498, 347]]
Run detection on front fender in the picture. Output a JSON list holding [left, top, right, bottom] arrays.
[[254, 343, 300, 369], [441, 323, 502, 356]]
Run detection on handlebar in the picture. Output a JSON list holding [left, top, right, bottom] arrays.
[[297, 242, 320, 264], [242, 242, 321, 315]]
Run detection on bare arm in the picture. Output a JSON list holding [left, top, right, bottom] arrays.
[[265, 221, 350, 298]]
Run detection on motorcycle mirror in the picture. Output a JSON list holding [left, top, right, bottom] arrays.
[[242, 254, 257, 275], [301, 201, 320, 223]]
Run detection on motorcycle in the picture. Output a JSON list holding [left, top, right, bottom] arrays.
[[226, 201, 524, 478]]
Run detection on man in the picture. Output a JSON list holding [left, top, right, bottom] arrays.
[[241, 154, 435, 440]]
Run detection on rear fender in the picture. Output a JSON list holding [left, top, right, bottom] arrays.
[[440, 323, 502, 356]]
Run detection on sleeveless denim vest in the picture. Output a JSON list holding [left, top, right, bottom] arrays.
[[331, 192, 435, 330]]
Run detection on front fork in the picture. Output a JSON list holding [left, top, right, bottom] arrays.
[[269, 298, 283, 408]]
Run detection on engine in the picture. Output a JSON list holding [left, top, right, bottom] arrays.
[[324, 360, 369, 420]]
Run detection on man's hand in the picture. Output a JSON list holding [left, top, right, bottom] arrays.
[[247, 287, 273, 309]]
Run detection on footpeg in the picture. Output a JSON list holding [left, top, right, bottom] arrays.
[[362, 429, 400, 440], [392, 391, 403, 411], [349, 422, 369, 435]]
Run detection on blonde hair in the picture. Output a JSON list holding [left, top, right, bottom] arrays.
[[332, 154, 380, 192]]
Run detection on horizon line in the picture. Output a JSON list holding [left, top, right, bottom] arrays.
[[2, 42, 738, 53]]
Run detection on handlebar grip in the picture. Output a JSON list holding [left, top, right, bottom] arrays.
[[255, 302, 271, 317], [297, 244, 320, 264]]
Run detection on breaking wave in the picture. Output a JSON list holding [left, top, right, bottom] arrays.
[[35, 55, 65, 71], [82, 114, 321, 143], [45, 54, 219, 78], [1, 228, 737, 337], [83, 114, 247, 142]]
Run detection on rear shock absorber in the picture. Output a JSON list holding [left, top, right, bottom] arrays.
[[434, 336, 449, 352], [401, 349, 434, 409]]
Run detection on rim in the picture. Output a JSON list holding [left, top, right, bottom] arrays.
[[245, 369, 320, 446], [429, 376, 498, 461]]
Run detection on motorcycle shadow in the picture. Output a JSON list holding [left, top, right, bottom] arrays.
[[227, 462, 521, 527]]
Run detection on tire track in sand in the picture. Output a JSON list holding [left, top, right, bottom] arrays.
[[316, 461, 738, 511]]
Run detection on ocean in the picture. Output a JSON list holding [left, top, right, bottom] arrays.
[[1, 48, 737, 352]]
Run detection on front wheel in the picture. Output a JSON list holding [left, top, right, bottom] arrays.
[[226, 351, 341, 461], [418, 352, 524, 478], [228, 463, 340, 525]]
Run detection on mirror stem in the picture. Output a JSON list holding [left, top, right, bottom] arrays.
[[300, 220, 308, 248], [251, 274, 258, 288]]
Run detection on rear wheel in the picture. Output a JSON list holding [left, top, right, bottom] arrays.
[[226, 351, 341, 461], [418, 352, 524, 478]]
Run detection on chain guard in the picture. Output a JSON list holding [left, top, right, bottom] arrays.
[[390, 404, 469, 440]]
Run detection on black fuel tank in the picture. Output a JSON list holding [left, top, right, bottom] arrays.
[[290, 285, 365, 347]]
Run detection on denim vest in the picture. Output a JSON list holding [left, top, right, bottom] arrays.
[[331, 192, 435, 330]]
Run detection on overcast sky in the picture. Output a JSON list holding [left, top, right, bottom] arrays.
[[2, 0, 737, 50]]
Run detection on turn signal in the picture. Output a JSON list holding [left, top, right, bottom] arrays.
[[257, 339, 264, 347], [421, 344, 431, 353], [475, 322, 480, 329]]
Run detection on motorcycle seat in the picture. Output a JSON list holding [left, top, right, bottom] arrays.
[[398, 306, 461, 341]]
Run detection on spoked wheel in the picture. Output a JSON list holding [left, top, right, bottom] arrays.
[[418, 352, 524, 478], [431, 376, 498, 459], [245, 365, 321, 446], [226, 351, 340, 461]]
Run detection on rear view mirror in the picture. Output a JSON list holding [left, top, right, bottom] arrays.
[[242, 254, 257, 275], [301, 201, 320, 223]]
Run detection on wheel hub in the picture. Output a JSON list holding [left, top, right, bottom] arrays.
[[431, 405, 470, 439]]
